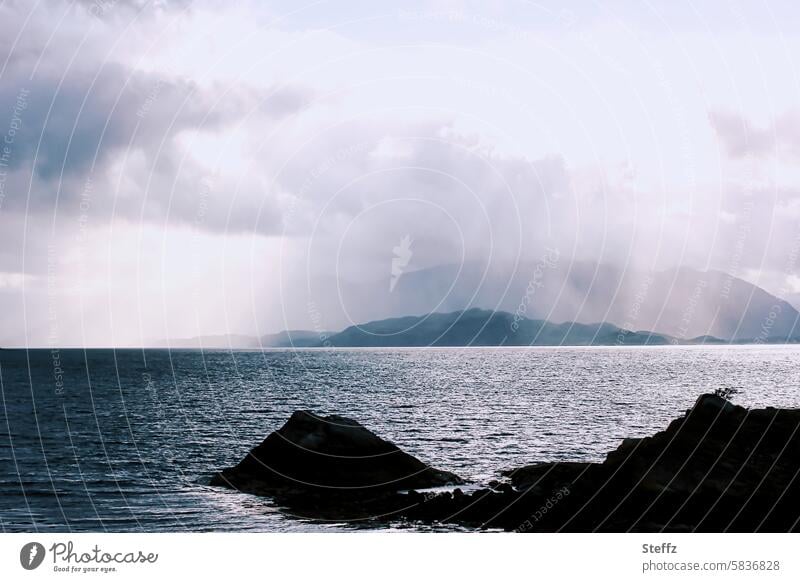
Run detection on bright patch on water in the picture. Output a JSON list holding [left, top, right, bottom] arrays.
[[1, 346, 799, 532]]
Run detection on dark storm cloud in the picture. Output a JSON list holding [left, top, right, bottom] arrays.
[[0, 65, 217, 183], [0, 61, 310, 234], [0, 0, 312, 239]]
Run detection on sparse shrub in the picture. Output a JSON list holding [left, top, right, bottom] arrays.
[[713, 387, 740, 401]]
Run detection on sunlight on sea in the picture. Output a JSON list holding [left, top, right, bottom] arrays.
[[2, 345, 799, 532]]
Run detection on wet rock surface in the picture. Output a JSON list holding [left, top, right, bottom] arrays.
[[210, 410, 463, 521], [212, 394, 800, 531]]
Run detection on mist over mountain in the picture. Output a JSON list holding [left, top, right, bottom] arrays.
[[297, 262, 800, 342]]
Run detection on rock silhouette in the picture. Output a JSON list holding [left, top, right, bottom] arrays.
[[212, 394, 800, 531], [211, 410, 462, 519]]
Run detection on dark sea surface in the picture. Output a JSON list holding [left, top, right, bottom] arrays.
[[1, 346, 799, 532]]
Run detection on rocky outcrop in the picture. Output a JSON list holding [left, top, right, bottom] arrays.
[[211, 395, 800, 531], [403, 393, 800, 531], [540, 392, 800, 532], [210, 410, 462, 520]]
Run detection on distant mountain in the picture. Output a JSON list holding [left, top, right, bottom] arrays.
[[324, 309, 676, 347], [161, 258, 800, 348], [313, 262, 800, 342]]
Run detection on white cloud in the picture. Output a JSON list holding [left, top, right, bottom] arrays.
[[4, 0, 800, 343]]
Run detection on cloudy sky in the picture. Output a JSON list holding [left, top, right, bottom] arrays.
[[2, 0, 800, 346]]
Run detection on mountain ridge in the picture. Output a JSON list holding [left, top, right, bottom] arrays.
[[324, 308, 680, 347], [154, 263, 800, 348], [159, 309, 739, 349], [313, 263, 800, 342]]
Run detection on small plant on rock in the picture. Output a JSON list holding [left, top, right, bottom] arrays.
[[713, 387, 740, 401]]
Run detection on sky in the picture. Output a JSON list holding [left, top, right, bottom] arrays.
[[2, 0, 800, 346]]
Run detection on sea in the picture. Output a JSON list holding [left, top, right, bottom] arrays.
[[1, 346, 799, 532]]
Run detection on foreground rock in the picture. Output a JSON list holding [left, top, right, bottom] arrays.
[[404, 393, 800, 531], [212, 395, 800, 531], [211, 411, 463, 520]]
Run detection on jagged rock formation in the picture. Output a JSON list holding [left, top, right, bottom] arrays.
[[212, 395, 800, 531]]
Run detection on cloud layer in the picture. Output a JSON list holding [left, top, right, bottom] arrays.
[[3, 0, 800, 345]]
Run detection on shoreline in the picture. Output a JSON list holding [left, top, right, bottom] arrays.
[[211, 393, 800, 532]]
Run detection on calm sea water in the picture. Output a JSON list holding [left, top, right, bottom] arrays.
[[1, 346, 799, 532]]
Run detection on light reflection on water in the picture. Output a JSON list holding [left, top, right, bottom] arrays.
[[1, 345, 799, 532]]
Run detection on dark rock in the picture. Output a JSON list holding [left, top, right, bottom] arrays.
[[211, 410, 462, 499], [395, 393, 800, 532], [502, 461, 594, 492], [480, 393, 800, 531], [211, 395, 800, 532]]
